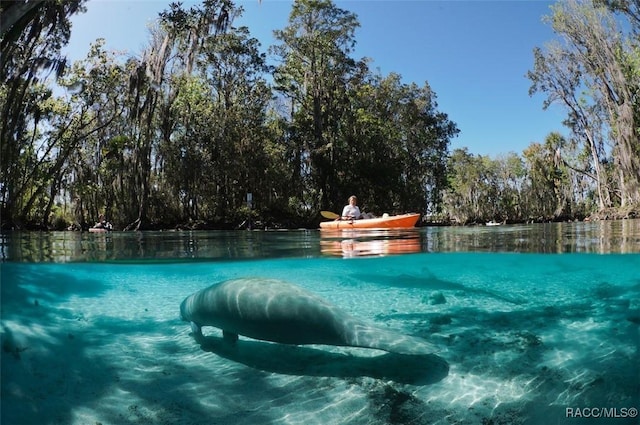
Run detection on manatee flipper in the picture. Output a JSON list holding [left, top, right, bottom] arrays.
[[190, 322, 204, 343], [223, 330, 239, 343]]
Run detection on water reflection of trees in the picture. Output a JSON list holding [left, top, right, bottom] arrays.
[[1, 220, 639, 262], [424, 220, 640, 254]]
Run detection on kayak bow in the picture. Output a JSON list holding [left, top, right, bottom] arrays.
[[320, 213, 420, 230]]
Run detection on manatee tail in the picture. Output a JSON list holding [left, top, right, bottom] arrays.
[[346, 321, 439, 355]]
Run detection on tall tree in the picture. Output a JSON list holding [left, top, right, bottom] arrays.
[[521, 133, 578, 220], [273, 0, 457, 215], [343, 72, 456, 214], [529, 43, 611, 210], [529, 0, 640, 209], [122, 0, 234, 229], [0, 0, 87, 228], [159, 24, 273, 224], [63, 40, 130, 228], [272, 0, 360, 211]]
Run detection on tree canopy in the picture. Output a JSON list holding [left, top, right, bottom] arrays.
[[1, 0, 458, 229], [528, 0, 640, 215], [1, 0, 638, 230], [443, 0, 640, 224]]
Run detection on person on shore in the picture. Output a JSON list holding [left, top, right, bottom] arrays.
[[94, 214, 113, 230]]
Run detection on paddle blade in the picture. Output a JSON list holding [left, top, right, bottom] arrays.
[[321, 211, 340, 219]]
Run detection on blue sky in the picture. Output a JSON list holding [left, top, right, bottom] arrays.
[[63, 0, 567, 157]]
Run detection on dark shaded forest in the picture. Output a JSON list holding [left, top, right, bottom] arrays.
[[1, 0, 638, 230]]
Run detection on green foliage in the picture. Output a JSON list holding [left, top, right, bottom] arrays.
[[442, 131, 603, 224], [529, 0, 640, 211], [271, 0, 457, 217], [12, 0, 614, 229]]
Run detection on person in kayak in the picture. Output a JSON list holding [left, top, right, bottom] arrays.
[[340, 195, 362, 220]]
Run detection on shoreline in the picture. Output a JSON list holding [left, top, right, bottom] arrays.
[[2, 207, 639, 232]]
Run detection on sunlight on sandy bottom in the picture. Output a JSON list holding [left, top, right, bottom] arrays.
[[2, 255, 639, 425]]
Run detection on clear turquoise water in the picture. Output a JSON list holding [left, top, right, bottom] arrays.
[[1, 222, 639, 424]]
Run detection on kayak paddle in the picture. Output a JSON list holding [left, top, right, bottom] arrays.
[[320, 211, 340, 219]]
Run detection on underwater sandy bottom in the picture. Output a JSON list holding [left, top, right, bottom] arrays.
[[1, 253, 639, 425]]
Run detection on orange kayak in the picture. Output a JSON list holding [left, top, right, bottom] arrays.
[[320, 213, 420, 230]]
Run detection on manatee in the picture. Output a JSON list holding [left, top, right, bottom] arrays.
[[180, 278, 438, 355]]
